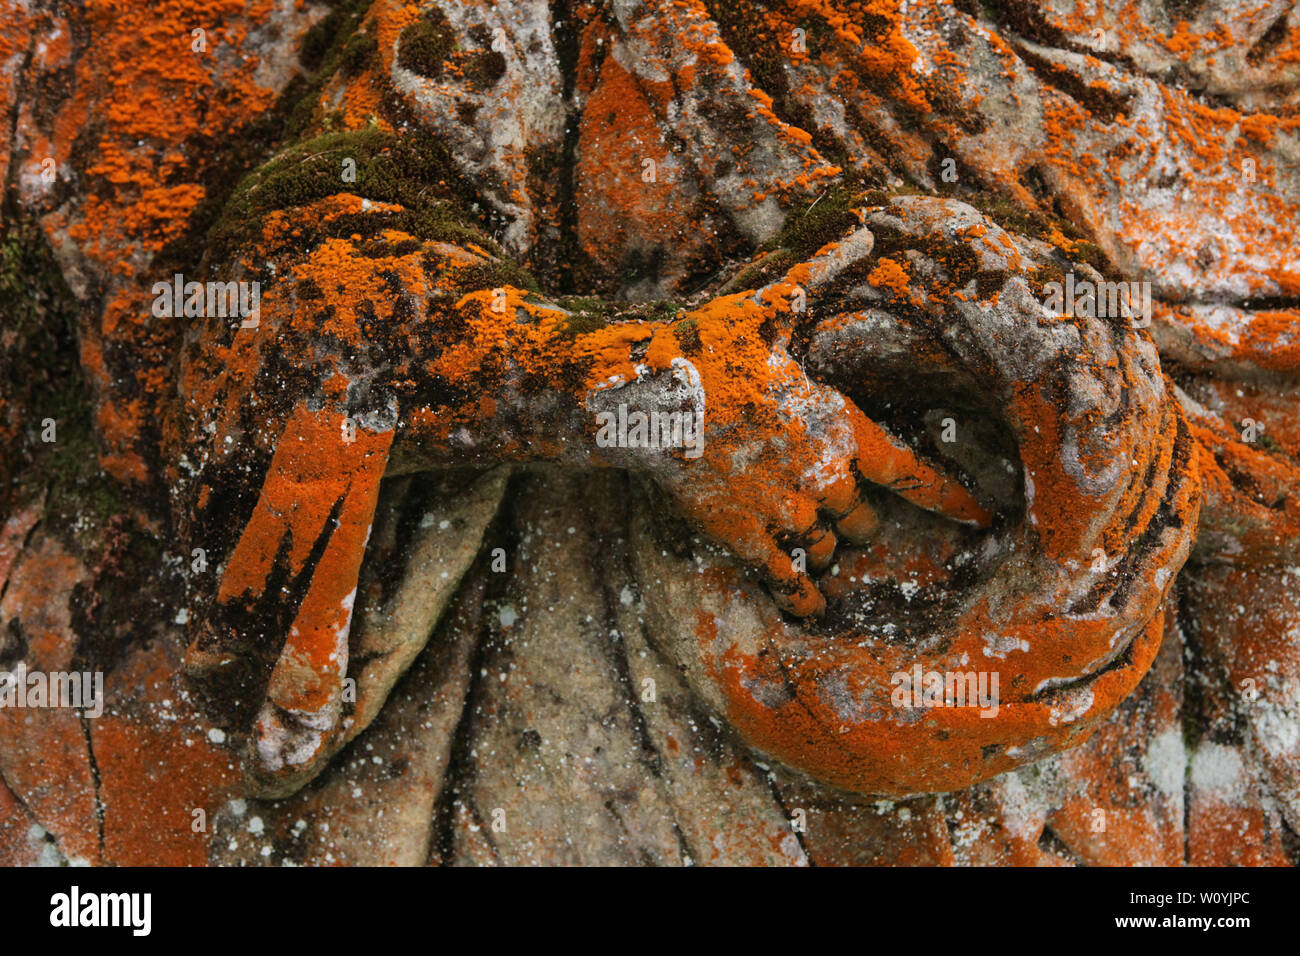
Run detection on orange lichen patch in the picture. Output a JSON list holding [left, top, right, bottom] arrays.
[[573, 51, 698, 285], [1160, 87, 1235, 171], [646, 290, 794, 417], [1189, 415, 1300, 564], [1267, 269, 1300, 296], [71, 185, 210, 264], [1009, 380, 1089, 559], [699, 40, 735, 67], [290, 236, 423, 345], [866, 256, 910, 296], [1240, 113, 1281, 145], [338, 67, 390, 132], [262, 410, 392, 722], [820, 535, 957, 601], [0, 774, 47, 867], [0, 4, 38, 178], [574, 324, 657, 390], [1234, 310, 1300, 374], [707, 601, 1167, 795], [92, 640, 241, 865], [96, 398, 150, 486], [0, 535, 86, 678], [368, 0, 424, 74], [1195, 378, 1300, 460], [1099, 407, 1176, 559], [259, 195, 364, 249], [62, 0, 279, 262], [428, 287, 571, 388], [0, 495, 43, 595], [657, 204, 1200, 794], [95, 712, 241, 865], [1030, 0, 1235, 67], [1044, 226, 1077, 253], [787, 0, 929, 112], [0, 533, 98, 863], [183, 221, 451, 444], [218, 405, 390, 605], [608, 0, 842, 218], [999, 31, 1299, 295], [742, 87, 840, 182], [570, 265, 993, 618], [1050, 793, 1180, 866]]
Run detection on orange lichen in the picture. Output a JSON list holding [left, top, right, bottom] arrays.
[[866, 256, 910, 296], [8, 0, 1288, 855]]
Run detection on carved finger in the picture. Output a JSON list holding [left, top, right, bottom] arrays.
[[845, 400, 991, 527], [195, 405, 392, 797]]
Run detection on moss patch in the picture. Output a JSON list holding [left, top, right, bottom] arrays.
[[340, 31, 379, 76], [772, 185, 862, 260], [674, 317, 702, 354], [300, 0, 374, 74], [552, 297, 685, 338], [397, 7, 454, 77], [721, 181, 867, 291], [466, 50, 507, 87], [0, 206, 129, 542], [455, 259, 541, 296], [206, 128, 494, 264]]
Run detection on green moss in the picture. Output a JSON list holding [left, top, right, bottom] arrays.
[[300, 0, 373, 73], [961, 191, 1058, 242], [158, 0, 376, 269], [0, 208, 128, 540], [455, 259, 541, 296], [560, 311, 611, 338], [769, 183, 862, 259], [1027, 261, 1067, 298], [646, 301, 684, 323], [32, 386, 130, 535], [397, 7, 454, 77], [870, 180, 1121, 284], [0, 226, 49, 341], [299, 19, 336, 72], [1244, 428, 1285, 456], [674, 317, 702, 354], [340, 31, 379, 76], [1069, 241, 1110, 274], [207, 128, 493, 263], [552, 297, 687, 338], [555, 296, 614, 336], [558, 296, 615, 316], [719, 176, 1117, 299], [945, 186, 1123, 279], [466, 50, 507, 87], [721, 248, 797, 294], [620, 246, 668, 289], [712, 182, 872, 294], [272, 0, 381, 143]]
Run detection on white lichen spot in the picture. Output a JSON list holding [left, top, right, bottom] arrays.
[[1143, 728, 1187, 796]]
